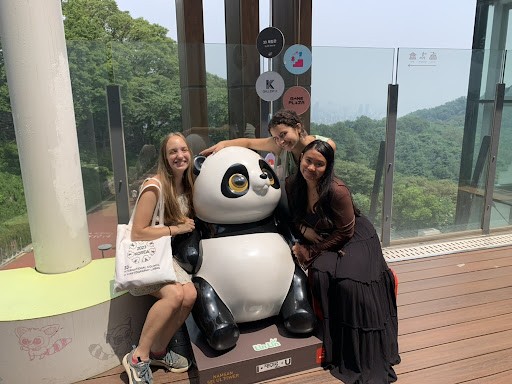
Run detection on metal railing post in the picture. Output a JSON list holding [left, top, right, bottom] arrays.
[[482, 82, 505, 233], [381, 84, 398, 246], [106, 85, 130, 225]]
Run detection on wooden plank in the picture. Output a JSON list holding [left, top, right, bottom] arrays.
[[398, 286, 512, 319], [76, 366, 196, 384], [399, 297, 512, 335], [391, 246, 512, 274], [77, 365, 124, 383], [149, 369, 193, 384], [463, 368, 512, 384], [395, 329, 512, 374], [398, 274, 512, 306], [78, 366, 337, 384], [260, 368, 339, 384], [396, 256, 512, 284], [399, 312, 512, 353], [398, 264, 512, 294], [396, 348, 512, 383]]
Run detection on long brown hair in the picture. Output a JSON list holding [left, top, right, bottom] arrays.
[[268, 109, 307, 138], [156, 132, 195, 225], [288, 140, 360, 227]]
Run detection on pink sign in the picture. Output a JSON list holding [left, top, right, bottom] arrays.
[[282, 86, 311, 115]]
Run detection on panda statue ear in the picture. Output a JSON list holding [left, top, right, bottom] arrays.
[[193, 155, 206, 175]]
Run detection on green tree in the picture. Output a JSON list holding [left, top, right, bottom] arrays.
[[392, 176, 457, 232], [62, 0, 178, 168], [334, 160, 377, 215], [0, 40, 15, 142], [0, 171, 26, 223], [112, 41, 182, 158], [62, 0, 169, 43], [62, 0, 228, 168]]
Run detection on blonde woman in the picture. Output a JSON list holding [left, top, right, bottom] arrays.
[[123, 132, 197, 384]]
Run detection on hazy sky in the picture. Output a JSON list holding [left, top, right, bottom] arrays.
[[113, 1, 478, 118], [115, 0, 477, 49]]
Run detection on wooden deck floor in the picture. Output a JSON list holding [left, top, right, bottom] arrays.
[[78, 245, 512, 384]]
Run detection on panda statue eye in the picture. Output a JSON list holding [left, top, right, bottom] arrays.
[[228, 173, 248, 193], [262, 169, 275, 185], [221, 164, 249, 198], [259, 159, 280, 189]]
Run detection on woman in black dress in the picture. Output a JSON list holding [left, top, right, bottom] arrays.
[[286, 140, 400, 383]]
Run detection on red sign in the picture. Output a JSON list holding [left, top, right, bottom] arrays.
[[282, 86, 310, 115]]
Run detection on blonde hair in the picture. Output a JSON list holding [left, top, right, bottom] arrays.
[[156, 132, 195, 225]]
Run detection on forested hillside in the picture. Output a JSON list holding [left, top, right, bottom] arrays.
[[313, 96, 466, 181], [311, 97, 468, 232], [408, 96, 466, 125]]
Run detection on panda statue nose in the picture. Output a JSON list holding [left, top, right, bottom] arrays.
[[253, 173, 270, 195]]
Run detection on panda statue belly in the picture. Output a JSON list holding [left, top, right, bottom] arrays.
[[197, 232, 294, 323], [176, 146, 316, 351]]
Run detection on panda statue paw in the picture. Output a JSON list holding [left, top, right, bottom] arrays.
[[207, 323, 240, 351], [282, 310, 317, 334]]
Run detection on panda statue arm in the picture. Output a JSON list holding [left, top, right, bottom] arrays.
[[274, 201, 300, 248], [172, 219, 203, 274]]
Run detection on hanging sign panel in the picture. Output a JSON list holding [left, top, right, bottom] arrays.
[[282, 86, 311, 115], [255, 71, 285, 102], [257, 27, 285, 58], [283, 44, 312, 75]]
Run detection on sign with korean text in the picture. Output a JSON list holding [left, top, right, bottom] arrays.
[[257, 27, 284, 58]]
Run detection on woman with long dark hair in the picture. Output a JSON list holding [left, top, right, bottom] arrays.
[[287, 140, 400, 383]]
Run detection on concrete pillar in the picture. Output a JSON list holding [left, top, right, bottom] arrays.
[[0, 0, 92, 273]]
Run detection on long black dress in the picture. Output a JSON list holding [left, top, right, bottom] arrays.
[[307, 214, 400, 383]]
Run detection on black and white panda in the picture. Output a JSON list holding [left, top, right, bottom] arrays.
[[175, 146, 316, 351]]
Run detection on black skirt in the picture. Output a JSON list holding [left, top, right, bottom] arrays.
[[308, 215, 400, 383]]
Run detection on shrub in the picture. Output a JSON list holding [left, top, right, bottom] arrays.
[[0, 214, 31, 266]]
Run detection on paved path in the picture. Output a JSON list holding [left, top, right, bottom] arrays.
[[1, 201, 119, 270]]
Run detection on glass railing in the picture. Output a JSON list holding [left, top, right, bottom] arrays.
[[392, 48, 481, 240], [0, 41, 29, 266], [310, 47, 394, 233], [1, 42, 512, 269], [111, 41, 182, 186], [67, 41, 113, 208], [492, 50, 512, 230]]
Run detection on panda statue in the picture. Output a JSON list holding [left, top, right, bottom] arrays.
[[174, 146, 316, 351]]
